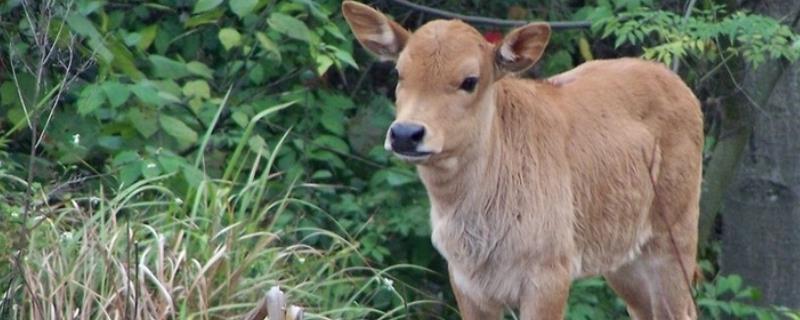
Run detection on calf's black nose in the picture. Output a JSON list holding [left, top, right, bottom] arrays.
[[389, 122, 425, 153]]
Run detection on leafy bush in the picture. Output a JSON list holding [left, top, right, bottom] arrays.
[[590, 2, 800, 66], [2, 0, 800, 319], [0, 0, 436, 317], [2, 118, 439, 318]]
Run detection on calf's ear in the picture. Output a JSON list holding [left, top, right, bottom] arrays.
[[495, 23, 551, 74], [342, 1, 410, 61]]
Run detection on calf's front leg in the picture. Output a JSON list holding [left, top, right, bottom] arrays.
[[448, 266, 502, 320], [519, 268, 571, 320]]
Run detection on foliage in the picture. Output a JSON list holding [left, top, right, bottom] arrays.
[[0, 0, 434, 317], [589, 1, 800, 67], [564, 267, 793, 320], [696, 273, 784, 319], [566, 277, 628, 319], [0, 0, 430, 262], [1, 119, 440, 318], [2, 0, 800, 319]]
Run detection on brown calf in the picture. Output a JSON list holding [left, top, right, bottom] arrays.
[[342, 2, 703, 319]]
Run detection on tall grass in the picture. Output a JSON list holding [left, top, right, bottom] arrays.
[[1, 101, 446, 319]]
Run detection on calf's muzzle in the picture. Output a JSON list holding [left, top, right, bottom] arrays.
[[389, 122, 426, 154]]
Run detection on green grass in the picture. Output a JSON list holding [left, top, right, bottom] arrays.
[[0, 101, 446, 319], [2, 158, 445, 319]]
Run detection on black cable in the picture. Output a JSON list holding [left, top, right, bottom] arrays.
[[388, 0, 592, 30]]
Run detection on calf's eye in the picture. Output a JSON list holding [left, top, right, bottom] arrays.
[[459, 76, 479, 92]]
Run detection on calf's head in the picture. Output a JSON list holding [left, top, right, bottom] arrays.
[[342, 1, 550, 164]]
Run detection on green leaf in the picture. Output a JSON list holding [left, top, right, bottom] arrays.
[[268, 13, 310, 42], [728, 275, 743, 292], [131, 81, 166, 107], [77, 1, 103, 15], [313, 135, 349, 154], [154, 79, 183, 98], [101, 81, 130, 108], [248, 64, 265, 84], [256, 32, 281, 61], [128, 107, 159, 138], [107, 37, 145, 80], [186, 61, 214, 79], [182, 164, 206, 185], [309, 150, 345, 168], [614, 35, 626, 48], [119, 161, 143, 187], [88, 38, 114, 64], [231, 111, 249, 128], [97, 136, 123, 150], [66, 12, 101, 39], [330, 46, 358, 69], [230, 0, 258, 18], [112, 150, 140, 166], [323, 24, 346, 40], [159, 114, 198, 145], [319, 91, 355, 110], [124, 30, 142, 46], [386, 170, 415, 186], [158, 154, 183, 173], [182, 80, 211, 99], [247, 135, 268, 154], [311, 170, 332, 179], [149, 55, 190, 79], [294, 0, 329, 20], [315, 54, 334, 75], [185, 10, 224, 28], [142, 161, 161, 178], [0, 81, 18, 106], [77, 84, 105, 115], [320, 108, 345, 135], [218, 28, 242, 51], [137, 24, 158, 51], [183, 80, 210, 112], [66, 13, 113, 62], [193, 0, 224, 14], [158, 91, 182, 104]]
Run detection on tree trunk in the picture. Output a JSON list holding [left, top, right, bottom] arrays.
[[721, 1, 800, 308]]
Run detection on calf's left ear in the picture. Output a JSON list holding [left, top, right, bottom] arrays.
[[495, 23, 551, 74]]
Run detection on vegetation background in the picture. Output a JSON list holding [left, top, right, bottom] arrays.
[[1, 0, 799, 319]]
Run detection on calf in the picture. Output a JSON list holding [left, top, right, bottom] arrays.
[[342, 2, 703, 319]]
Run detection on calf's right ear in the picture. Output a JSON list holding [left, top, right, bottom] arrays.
[[341, 1, 410, 61]]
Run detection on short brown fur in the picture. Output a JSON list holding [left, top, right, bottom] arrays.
[[342, 2, 702, 319]]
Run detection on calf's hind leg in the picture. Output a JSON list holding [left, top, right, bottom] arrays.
[[643, 236, 698, 320], [604, 259, 654, 320], [608, 121, 701, 319], [606, 239, 698, 320]]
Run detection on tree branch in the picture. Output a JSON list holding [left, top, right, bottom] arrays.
[[672, 0, 699, 72], [386, 0, 591, 30]]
